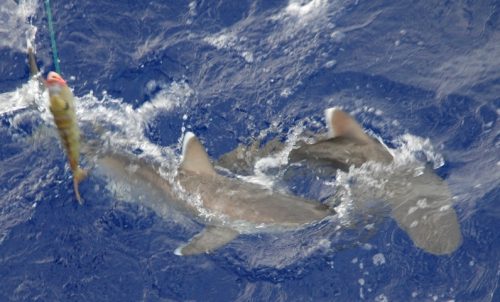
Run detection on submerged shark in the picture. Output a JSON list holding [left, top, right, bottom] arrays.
[[218, 108, 462, 255], [218, 108, 392, 175], [96, 132, 334, 256]]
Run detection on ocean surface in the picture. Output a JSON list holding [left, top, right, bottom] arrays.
[[0, 0, 499, 301]]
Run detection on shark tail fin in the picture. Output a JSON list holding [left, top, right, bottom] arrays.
[[180, 132, 216, 176], [324, 107, 372, 143]]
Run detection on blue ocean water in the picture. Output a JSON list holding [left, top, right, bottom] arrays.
[[0, 0, 499, 301]]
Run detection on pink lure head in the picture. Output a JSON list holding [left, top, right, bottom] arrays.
[[46, 71, 67, 87]]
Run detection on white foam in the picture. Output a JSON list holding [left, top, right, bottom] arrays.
[[132, 35, 165, 61], [394, 134, 444, 169], [204, 33, 234, 50], [324, 60, 337, 68], [0, 78, 46, 116], [241, 51, 254, 63], [330, 30, 345, 42], [285, 0, 328, 18], [188, 1, 197, 15], [0, 0, 38, 52], [203, 32, 254, 63], [136, 81, 192, 117], [242, 122, 306, 188], [374, 294, 388, 302]]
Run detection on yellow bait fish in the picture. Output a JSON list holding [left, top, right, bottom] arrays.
[[46, 72, 87, 204]]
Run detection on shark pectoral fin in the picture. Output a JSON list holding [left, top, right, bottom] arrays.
[[391, 204, 462, 255], [387, 174, 462, 255], [174, 226, 239, 256], [180, 132, 216, 176], [324, 107, 372, 143]]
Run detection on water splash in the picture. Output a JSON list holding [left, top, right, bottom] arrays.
[[0, 0, 38, 52], [0, 79, 45, 115]]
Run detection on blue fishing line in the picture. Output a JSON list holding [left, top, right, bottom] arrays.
[[44, 0, 61, 74]]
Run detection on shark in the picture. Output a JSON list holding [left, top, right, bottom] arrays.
[[217, 108, 393, 175], [218, 108, 462, 255], [95, 132, 335, 256]]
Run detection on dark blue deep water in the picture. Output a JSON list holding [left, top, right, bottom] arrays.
[[0, 0, 499, 301]]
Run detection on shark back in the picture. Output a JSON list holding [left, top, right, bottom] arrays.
[[289, 108, 393, 171], [289, 136, 393, 172], [179, 172, 332, 226], [178, 132, 333, 227], [96, 153, 197, 215]]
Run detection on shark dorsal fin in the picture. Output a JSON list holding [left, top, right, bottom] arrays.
[[180, 132, 216, 175], [324, 107, 372, 143]]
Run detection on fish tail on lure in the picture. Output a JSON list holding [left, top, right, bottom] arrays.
[[46, 71, 88, 204], [71, 158, 87, 204]]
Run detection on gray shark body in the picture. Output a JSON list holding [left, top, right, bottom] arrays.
[[219, 109, 392, 175], [288, 135, 393, 174], [97, 132, 333, 256], [218, 108, 462, 255]]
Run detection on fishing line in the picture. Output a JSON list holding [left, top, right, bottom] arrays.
[[44, 0, 61, 74]]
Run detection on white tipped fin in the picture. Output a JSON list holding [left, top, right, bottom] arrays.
[[180, 132, 216, 175], [387, 169, 462, 255], [324, 107, 372, 143], [174, 226, 239, 256]]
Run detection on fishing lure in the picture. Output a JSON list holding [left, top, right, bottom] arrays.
[[46, 72, 87, 204]]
